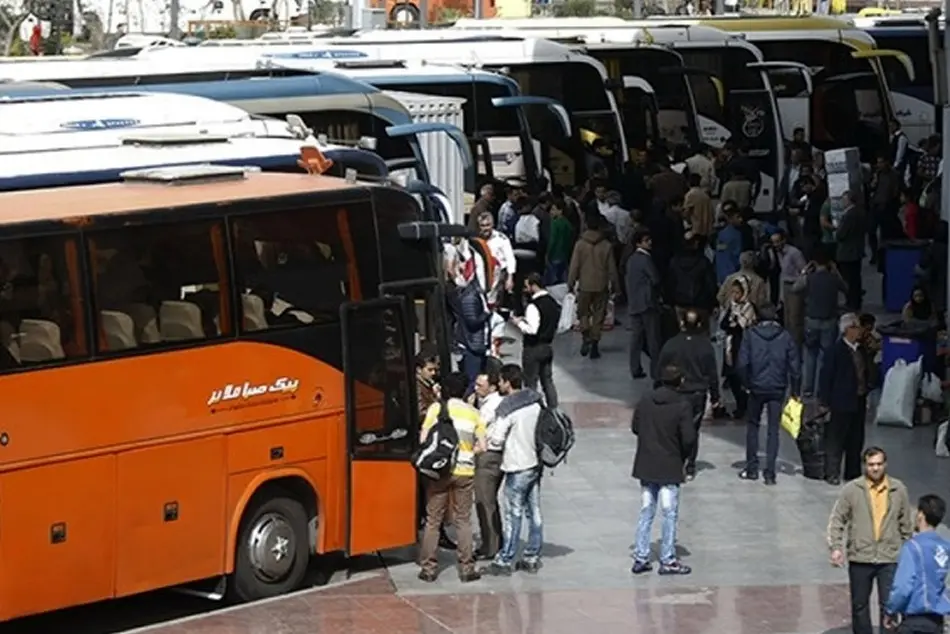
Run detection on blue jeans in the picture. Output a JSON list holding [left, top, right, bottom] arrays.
[[802, 318, 837, 395], [544, 260, 568, 286], [633, 482, 680, 564], [746, 394, 783, 476], [460, 350, 485, 393], [495, 468, 543, 566]]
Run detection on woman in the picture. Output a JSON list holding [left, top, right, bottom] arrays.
[[718, 277, 757, 419], [902, 285, 938, 326]]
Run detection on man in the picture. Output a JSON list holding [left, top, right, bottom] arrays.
[[475, 211, 517, 308], [512, 273, 560, 408], [497, 179, 526, 237], [793, 251, 847, 397], [488, 364, 545, 574], [665, 235, 718, 322], [446, 268, 491, 386], [630, 364, 696, 576], [827, 447, 914, 634], [467, 183, 496, 231], [871, 153, 903, 260], [567, 213, 619, 360], [884, 494, 950, 634], [835, 191, 866, 311], [890, 117, 911, 177], [715, 205, 747, 285], [415, 350, 456, 550], [684, 172, 714, 242], [685, 144, 716, 194], [656, 310, 720, 481], [770, 228, 808, 347], [626, 229, 662, 380], [417, 372, 487, 583], [720, 170, 752, 214], [472, 370, 506, 561], [736, 302, 800, 485], [789, 126, 813, 158], [819, 313, 871, 484]]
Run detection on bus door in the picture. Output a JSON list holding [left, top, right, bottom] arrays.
[[812, 71, 888, 162], [490, 95, 572, 190], [341, 296, 419, 555], [604, 76, 660, 153], [747, 61, 814, 144], [726, 86, 782, 216], [679, 67, 730, 149], [651, 65, 703, 152], [860, 47, 928, 138]]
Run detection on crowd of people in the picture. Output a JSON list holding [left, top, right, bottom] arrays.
[[419, 123, 950, 630]]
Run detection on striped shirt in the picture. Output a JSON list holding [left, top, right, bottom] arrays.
[[422, 398, 486, 477]]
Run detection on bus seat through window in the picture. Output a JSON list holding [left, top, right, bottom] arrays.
[[241, 294, 268, 331], [159, 301, 204, 342], [100, 310, 138, 350], [18, 318, 65, 361]]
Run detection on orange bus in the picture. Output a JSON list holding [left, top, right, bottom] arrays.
[[0, 163, 442, 621]]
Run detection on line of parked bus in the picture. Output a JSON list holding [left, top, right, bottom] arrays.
[[0, 13, 942, 624]]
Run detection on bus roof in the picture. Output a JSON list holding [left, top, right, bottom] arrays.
[[450, 18, 737, 42], [0, 137, 388, 191], [0, 170, 362, 226], [258, 55, 517, 87], [0, 92, 261, 137]]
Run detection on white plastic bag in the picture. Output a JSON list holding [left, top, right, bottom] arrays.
[[875, 358, 923, 428], [547, 283, 570, 305], [557, 293, 576, 335], [936, 421, 950, 458], [922, 372, 943, 403]]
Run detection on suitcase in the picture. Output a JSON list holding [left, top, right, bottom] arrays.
[[797, 406, 828, 480]]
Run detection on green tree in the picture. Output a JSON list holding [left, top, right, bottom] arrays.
[[552, 0, 597, 16]]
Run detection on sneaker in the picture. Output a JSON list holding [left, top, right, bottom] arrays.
[[485, 562, 513, 576], [632, 370, 647, 379], [589, 342, 601, 359], [580, 340, 591, 357], [631, 560, 652, 575], [738, 469, 759, 481], [763, 473, 777, 486], [516, 559, 541, 574], [658, 560, 692, 575]]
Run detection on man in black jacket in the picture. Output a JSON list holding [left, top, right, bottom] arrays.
[[819, 313, 869, 484], [737, 303, 801, 485], [513, 273, 560, 408], [665, 236, 718, 321], [656, 310, 719, 481], [630, 364, 696, 576]]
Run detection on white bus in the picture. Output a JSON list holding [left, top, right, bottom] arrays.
[[447, 19, 793, 215], [133, 34, 627, 188]]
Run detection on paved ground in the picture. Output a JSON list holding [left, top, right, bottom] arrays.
[[8, 262, 950, 634]]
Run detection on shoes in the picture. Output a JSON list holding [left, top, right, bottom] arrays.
[[826, 476, 841, 486], [631, 560, 652, 575], [763, 473, 777, 486], [658, 560, 692, 576], [632, 370, 647, 379], [516, 559, 541, 574], [589, 342, 601, 359], [459, 569, 481, 583], [580, 340, 591, 357], [738, 469, 759, 481], [485, 562, 513, 576], [418, 570, 438, 583], [474, 550, 494, 561]]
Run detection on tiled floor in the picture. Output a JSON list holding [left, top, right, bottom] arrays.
[[69, 261, 950, 633]]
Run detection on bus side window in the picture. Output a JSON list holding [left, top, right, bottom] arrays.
[[230, 205, 351, 332], [0, 234, 89, 371], [87, 219, 231, 351]]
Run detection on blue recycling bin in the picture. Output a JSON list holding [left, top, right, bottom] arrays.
[[879, 320, 937, 378], [883, 239, 930, 313]]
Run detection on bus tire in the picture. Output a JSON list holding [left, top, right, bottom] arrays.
[[389, 3, 420, 24], [231, 495, 309, 602]]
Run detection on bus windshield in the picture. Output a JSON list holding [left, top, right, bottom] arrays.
[[508, 60, 624, 185], [754, 40, 889, 158]]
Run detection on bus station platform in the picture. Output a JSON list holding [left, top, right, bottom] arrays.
[[14, 263, 950, 634], [131, 262, 950, 634]]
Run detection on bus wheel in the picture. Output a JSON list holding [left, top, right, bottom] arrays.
[[231, 495, 309, 602], [389, 3, 420, 24]]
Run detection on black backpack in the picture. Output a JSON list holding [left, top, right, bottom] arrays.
[[535, 407, 575, 468], [412, 399, 459, 480]]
